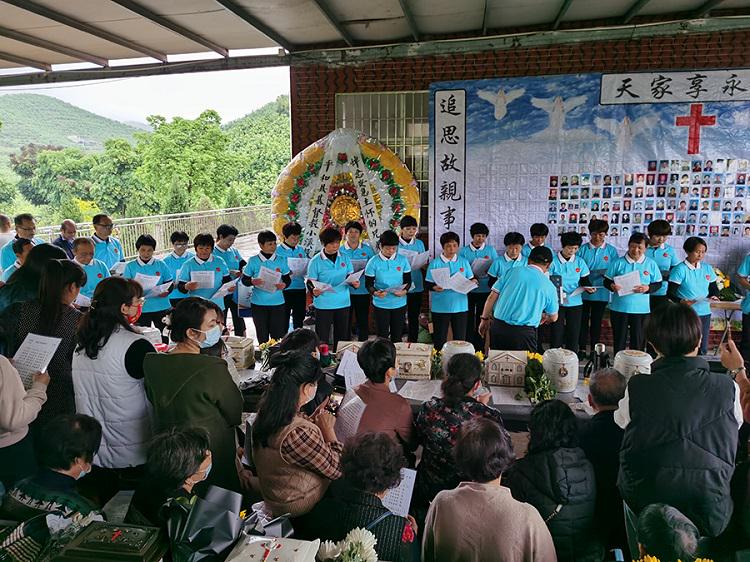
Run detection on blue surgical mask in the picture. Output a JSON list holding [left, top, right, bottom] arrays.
[[203, 463, 212, 480], [76, 462, 90, 480], [197, 326, 221, 349]]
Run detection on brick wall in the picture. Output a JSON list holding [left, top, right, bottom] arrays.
[[290, 30, 750, 155]]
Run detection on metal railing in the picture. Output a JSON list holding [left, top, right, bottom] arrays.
[[35, 205, 272, 260]]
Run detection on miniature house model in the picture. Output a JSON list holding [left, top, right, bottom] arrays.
[[486, 350, 528, 387]]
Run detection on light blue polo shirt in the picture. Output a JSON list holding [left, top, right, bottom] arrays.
[[398, 237, 426, 293], [491, 265, 559, 326], [0, 237, 45, 270], [739, 255, 750, 315], [605, 255, 662, 314], [669, 260, 717, 317], [124, 257, 173, 313], [163, 250, 195, 301], [548, 253, 591, 308], [578, 243, 619, 302], [425, 255, 474, 313], [1, 261, 19, 282], [213, 245, 243, 272], [177, 254, 230, 309], [459, 243, 498, 293], [307, 251, 354, 310], [521, 242, 546, 258], [646, 244, 680, 297], [340, 241, 375, 296], [488, 253, 528, 283], [364, 252, 411, 310], [243, 253, 290, 307], [277, 243, 308, 291], [92, 235, 126, 270], [76, 259, 110, 299]]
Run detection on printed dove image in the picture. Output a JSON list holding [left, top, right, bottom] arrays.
[[530, 94, 587, 133], [594, 114, 659, 155], [477, 87, 525, 120]]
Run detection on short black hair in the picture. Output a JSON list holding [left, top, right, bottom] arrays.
[[528, 399, 578, 454], [503, 232, 525, 246], [357, 338, 396, 384], [530, 223, 549, 237], [683, 236, 707, 253], [169, 297, 216, 343], [442, 353, 481, 404], [282, 222, 302, 238], [38, 414, 102, 470], [439, 231, 460, 247], [528, 246, 553, 265], [92, 214, 109, 225], [647, 220, 672, 237], [560, 231, 583, 248], [455, 417, 515, 483], [14, 213, 34, 226], [341, 433, 406, 493], [135, 234, 156, 250], [216, 224, 239, 239], [646, 302, 702, 357], [258, 230, 277, 245], [589, 368, 627, 407], [379, 230, 399, 248], [637, 504, 699, 562], [628, 232, 648, 247], [588, 219, 609, 234], [344, 221, 363, 233], [470, 222, 489, 236], [400, 215, 418, 229], [12, 238, 32, 255], [319, 227, 342, 246], [170, 231, 189, 244], [146, 427, 210, 494], [193, 233, 214, 248]]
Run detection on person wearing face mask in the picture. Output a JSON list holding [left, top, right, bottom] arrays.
[[72, 278, 156, 490], [144, 298, 243, 493], [0, 414, 104, 521]]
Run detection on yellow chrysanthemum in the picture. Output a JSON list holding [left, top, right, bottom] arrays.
[[475, 351, 485, 362]]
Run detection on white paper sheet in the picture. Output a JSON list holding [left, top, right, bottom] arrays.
[[567, 286, 603, 299], [256, 267, 282, 293], [235, 283, 253, 307], [146, 281, 173, 298], [134, 273, 160, 292], [410, 251, 431, 270], [385, 284, 408, 294], [334, 392, 367, 443], [287, 257, 309, 278], [345, 269, 364, 286], [190, 270, 215, 289], [311, 279, 335, 293], [491, 386, 530, 406], [471, 258, 492, 278], [447, 272, 478, 295], [212, 279, 237, 300], [614, 270, 642, 296], [430, 267, 451, 288], [73, 293, 91, 308], [382, 468, 416, 517], [351, 259, 368, 273], [110, 262, 126, 276], [13, 333, 62, 389], [339, 349, 397, 392], [398, 380, 442, 402]]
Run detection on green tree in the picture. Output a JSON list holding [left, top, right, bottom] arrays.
[[89, 138, 154, 216], [161, 177, 190, 215], [28, 147, 96, 207], [9, 143, 63, 205], [224, 182, 244, 208], [0, 168, 17, 207]]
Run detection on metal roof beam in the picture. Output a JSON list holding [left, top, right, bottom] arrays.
[[481, 0, 490, 35], [398, 0, 419, 42], [213, 0, 295, 52], [0, 49, 50, 70], [692, 0, 726, 18], [0, 0, 167, 62], [108, 0, 229, 57], [551, 0, 574, 30], [622, 0, 651, 24], [310, 0, 355, 47], [0, 25, 108, 66]]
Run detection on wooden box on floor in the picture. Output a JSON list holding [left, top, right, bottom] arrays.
[[394, 342, 432, 380], [335, 340, 364, 360], [226, 336, 255, 369], [485, 350, 527, 387]]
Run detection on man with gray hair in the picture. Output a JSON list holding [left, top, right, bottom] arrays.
[[0, 214, 12, 249], [579, 368, 628, 556], [52, 219, 77, 259]]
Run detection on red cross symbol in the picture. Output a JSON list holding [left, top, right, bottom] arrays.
[[675, 103, 716, 155]]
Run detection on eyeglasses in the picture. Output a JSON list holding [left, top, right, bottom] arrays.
[[95, 223, 114, 229], [17, 226, 36, 232], [130, 298, 146, 306]]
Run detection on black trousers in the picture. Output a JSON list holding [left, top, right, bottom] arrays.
[[609, 310, 647, 353], [349, 294, 371, 342], [550, 305, 583, 353], [406, 292, 423, 342], [579, 300, 608, 353], [743, 314, 750, 362], [252, 303, 288, 344], [136, 310, 169, 343], [699, 314, 711, 355], [431, 311, 467, 351], [316, 306, 350, 348], [466, 291, 489, 350], [374, 305, 406, 343], [491, 319, 537, 351], [284, 289, 307, 330], [224, 294, 246, 336]]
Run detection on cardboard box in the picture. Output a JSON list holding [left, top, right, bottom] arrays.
[[226, 336, 255, 369], [485, 350, 527, 387], [394, 342, 432, 380]]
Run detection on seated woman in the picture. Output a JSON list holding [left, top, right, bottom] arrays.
[[125, 427, 212, 530], [0, 414, 103, 521], [251, 350, 342, 538], [316, 433, 418, 562], [635, 504, 700, 562], [506, 399, 603, 562], [423, 417, 556, 562], [414, 353, 505, 510], [144, 298, 243, 493]]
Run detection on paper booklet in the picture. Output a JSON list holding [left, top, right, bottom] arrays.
[[73, 293, 91, 308], [190, 270, 215, 289], [133, 272, 159, 292], [614, 270, 642, 296], [471, 258, 492, 278], [147, 281, 173, 298], [287, 257, 309, 278], [385, 284, 408, 294], [334, 392, 367, 443], [212, 279, 237, 300], [110, 262, 126, 276], [345, 269, 364, 285], [13, 333, 62, 389], [447, 272, 478, 295], [351, 260, 368, 272], [256, 267, 282, 292], [338, 349, 396, 392], [382, 468, 417, 517], [310, 279, 335, 293], [408, 251, 430, 270]]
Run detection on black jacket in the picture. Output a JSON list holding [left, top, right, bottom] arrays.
[[618, 355, 738, 537], [507, 447, 604, 562]]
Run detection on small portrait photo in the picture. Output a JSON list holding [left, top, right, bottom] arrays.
[[701, 187, 710, 199], [698, 225, 708, 236], [702, 174, 712, 185], [622, 212, 631, 224], [610, 226, 619, 236], [592, 188, 602, 199], [549, 176, 559, 187], [739, 159, 749, 172], [645, 199, 655, 211], [571, 175, 580, 186], [692, 160, 703, 172], [659, 160, 670, 172], [678, 200, 688, 211], [687, 212, 697, 224], [648, 160, 658, 172], [692, 174, 702, 185], [624, 173, 634, 186], [624, 187, 633, 199], [559, 202, 569, 213], [656, 200, 665, 211], [671, 160, 681, 172], [548, 213, 558, 224], [703, 159, 713, 172], [593, 174, 602, 186], [744, 226, 750, 238], [689, 199, 699, 211], [636, 173, 645, 185], [680, 174, 690, 187], [722, 212, 731, 225], [603, 187, 612, 199], [712, 200, 721, 212], [658, 173, 668, 185], [725, 173, 736, 185], [646, 186, 655, 198], [602, 201, 611, 212], [700, 213, 710, 225], [737, 186, 746, 198], [634, 200, 644, 211], [579, 213, 588, 224], [700, 200, 710, 211], [580, 200, 591, 212], [612, 200, 622, 212], [678, 225, 688, 236], [549, 188, 558, 200], [611, 213, 620, 224], [621, 226, 630, 236], [669, 173, 680, 185], [569, 213, 578, 224], [725, 186, 735, 199], [560, 175, 569, 186], [633, 225, 642, 234], [560, 213, 567, 224], [580, 173, 591, 186], [644, 212, 654, 223], [560, 188, 569, 199], [713, 186, 723, 198], [635, 186, 644, 198], [667, 199, 677, 210], [646, 174, 656, 186], [723, 200, 733, 212], [666, 212, 675, 222], [634, 212, 643, 224], [727, 159, 736, 172], [603, 174, 612, 186], [738, 173, 747, 185], [721, 226, 730, 237], [715, 159, 726, 173], [613, 174, 622, 185], [691, 186, 700, 197], [581, 187, 590, 199], [591, 200, 601, 212], [549, 202, 558, 213], [570, 187, 580, 200], [680, 185, 690, 196], [600, 213, 609, 222], [734, 212, 745, 223], [709, 225, 719, 237], [613, 186, 623, 197], [733, 226, 741, 236]]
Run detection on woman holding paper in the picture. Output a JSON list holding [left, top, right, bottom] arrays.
[[176, 233, 234, 309], [459, 222, 499, 351], [667, 236, 719, 355], [307, 228, 357, 349], [123, 235, 172, 341], [604, 232, 662, 353], [241, 230, 292, 344], [340, 221, 376, 342], [399, 215, 427, 343]]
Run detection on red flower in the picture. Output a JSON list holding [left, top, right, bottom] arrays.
[[291, 193, 301, 203], [276, 268, 281, 272], [298, 253, 303, 258], [342, 263, 346, 267], [644, 271, 650, 276], [155, 271, 160, 275], [397, 266, 401, 271], [296, 178, 305, 187], [663, 253, 669, 258], [484, 256, 489, 259], [361, 252, 367, 257], [337, 152, 347, 163], [706, 275, 711, 280], [575, 268, 580, 273], [97, 273, 103, 278], [216, 267, 221, 272], [401, 522, 415, 544], [459, 267, 464, 272]]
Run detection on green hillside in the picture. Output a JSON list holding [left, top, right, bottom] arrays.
[[0, 93, 139, 162]]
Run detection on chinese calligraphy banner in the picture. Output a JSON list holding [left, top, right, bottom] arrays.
[[428, 70, 750, 273]]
